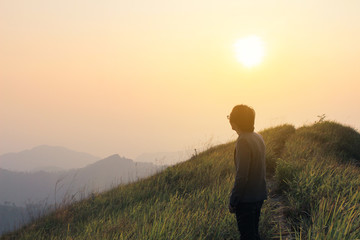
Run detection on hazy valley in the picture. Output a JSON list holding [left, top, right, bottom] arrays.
[[0, 147, 165, 235]]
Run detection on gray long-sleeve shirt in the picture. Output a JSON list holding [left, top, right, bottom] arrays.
[[230, 132, 267, 206]]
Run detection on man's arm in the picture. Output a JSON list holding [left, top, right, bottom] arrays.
[[230, 138, 251, 207]]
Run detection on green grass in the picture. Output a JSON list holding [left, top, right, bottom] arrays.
[[2, 121, 359, 240], [275, 121, 360, 239]]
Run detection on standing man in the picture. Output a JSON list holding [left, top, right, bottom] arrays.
[[228, 104, 267, 240]]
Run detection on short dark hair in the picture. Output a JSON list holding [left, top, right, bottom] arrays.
[[229, 104, 255, 132]]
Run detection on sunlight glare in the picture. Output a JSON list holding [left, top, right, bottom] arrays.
[[235, 35, 265, 68]]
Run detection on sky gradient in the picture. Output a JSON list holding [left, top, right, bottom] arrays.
[[1, 0, 360, 159]]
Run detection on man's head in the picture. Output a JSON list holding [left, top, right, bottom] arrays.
[[228, 104, 255, 133]]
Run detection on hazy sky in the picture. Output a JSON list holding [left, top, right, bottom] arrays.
[[1, 0, 360, 159]]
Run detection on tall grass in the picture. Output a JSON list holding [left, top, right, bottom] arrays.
[[275, 121, 360, 239]]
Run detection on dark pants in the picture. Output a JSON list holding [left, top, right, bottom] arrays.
[[235, 200, 263, 240]]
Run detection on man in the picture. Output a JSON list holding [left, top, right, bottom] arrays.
[[228, 104, 267, 240]]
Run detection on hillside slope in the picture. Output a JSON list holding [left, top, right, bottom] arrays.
[[2, 121, 359, 240]]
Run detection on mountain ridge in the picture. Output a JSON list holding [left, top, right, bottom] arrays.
[[0, 154, 165, 236]]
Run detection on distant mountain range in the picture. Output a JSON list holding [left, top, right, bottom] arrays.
[[0, 145, 100, 172], [0, 154, 163, 206], [0, 147, 165, 236]]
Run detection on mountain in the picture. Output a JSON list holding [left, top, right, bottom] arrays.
[[0, 154, 162, 206], [1, 121, 359, 239], [58, 154, 162, 193], [0, 145, 99, 172], [0, 154, 164, 236]]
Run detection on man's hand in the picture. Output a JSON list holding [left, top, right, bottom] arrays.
[[228, 203, 236, 214]]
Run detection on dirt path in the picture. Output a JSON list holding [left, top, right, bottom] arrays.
[[266, 177, 294, 240]]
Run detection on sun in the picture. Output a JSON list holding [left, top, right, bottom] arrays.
[[234, 35, 265, 68]]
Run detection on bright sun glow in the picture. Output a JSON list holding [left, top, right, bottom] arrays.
[[235, 35, 265, 68]]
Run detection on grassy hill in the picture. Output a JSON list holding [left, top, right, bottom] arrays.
[[2, 121, 359, 240]]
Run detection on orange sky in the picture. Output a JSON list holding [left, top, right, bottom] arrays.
[[1, 0, 360, 159]]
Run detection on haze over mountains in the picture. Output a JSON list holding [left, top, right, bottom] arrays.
[[0, 146, 165, 235], [0, 154, 162, 206]]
